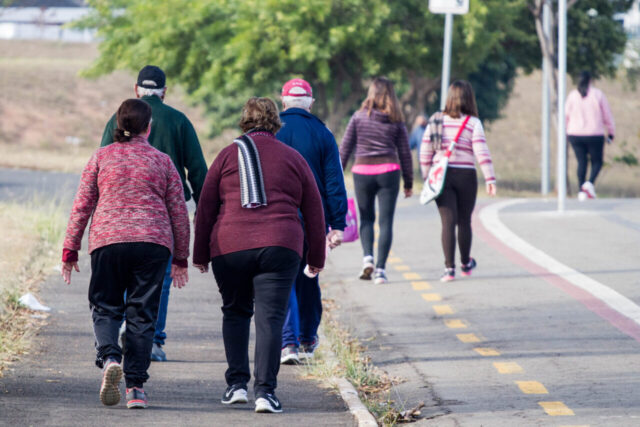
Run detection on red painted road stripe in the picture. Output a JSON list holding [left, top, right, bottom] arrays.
[[474, 202, 640, 343]]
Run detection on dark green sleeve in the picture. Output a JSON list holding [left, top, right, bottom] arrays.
[[100, 114, 117, 147], [181, 117, 208, 204]]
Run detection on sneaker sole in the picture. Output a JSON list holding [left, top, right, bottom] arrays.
[[440, 276, 455, 283], [280, 354, 300, 365], [222, 394, 248, 405], [359, 265, 374, 280], [460, 271, 472, 277], [126, 400, 148, 409], [255, 399, 283, 413], [374, 278, 388, 285], [100, 363, 123, 406]]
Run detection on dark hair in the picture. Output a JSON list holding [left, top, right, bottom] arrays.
[[113, 99, 152, 142], [238, 97, 282, 134], [578, 71, 591, 98], [360, 77, 404, 123], [444, 80, 479, 119]]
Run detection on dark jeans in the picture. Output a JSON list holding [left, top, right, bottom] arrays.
[[282, 243, 322, 348], [435, 168, 478, 269], [212, 246, 300, 395], [353, 170, 401, 269], [568, 135, 605, 187], [89, 242, 169, 388]]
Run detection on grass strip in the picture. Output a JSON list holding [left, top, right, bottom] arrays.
[[0, 199, 66, 376]]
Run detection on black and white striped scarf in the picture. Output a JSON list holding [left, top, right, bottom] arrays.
[[233, 134, 267, 208]]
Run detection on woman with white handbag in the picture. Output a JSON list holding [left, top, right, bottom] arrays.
[[419, 80, 497, 282]]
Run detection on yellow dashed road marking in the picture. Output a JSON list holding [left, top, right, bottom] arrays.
[[387, 257, 403, 264], [444, 319, 467, 329], [394, 265, 411, 272], [473, 347, 501, 356], [538, 402, 575, 416], [493, 362, 524, 374], [421, 293, 441, 302], [403, 272, 421, 280], [456, 333, 482, 343], [433, 305, 454, 315], [411, 281, 431, 291], [516, 381, 549, 394]]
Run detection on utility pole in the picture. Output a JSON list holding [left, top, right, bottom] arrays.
[[557, 0, 567, 211], [541, 0, 551, 195]]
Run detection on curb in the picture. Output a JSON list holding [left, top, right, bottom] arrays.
[[331, 376, 378, 426], [318, 329, 378, 426]]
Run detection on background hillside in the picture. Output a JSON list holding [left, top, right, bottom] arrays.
[[1, 40, 638, 196]]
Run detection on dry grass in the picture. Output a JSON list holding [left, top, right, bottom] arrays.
[[0, 40, 227, 172], [0, 200, 66, 376]]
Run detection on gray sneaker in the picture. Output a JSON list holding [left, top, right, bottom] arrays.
[[150, 343, 167, 362], [280, 345, 300, 365], [99, 358, 123, 406]]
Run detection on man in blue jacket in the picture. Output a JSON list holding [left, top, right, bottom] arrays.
[[277, 79, 348, 365]]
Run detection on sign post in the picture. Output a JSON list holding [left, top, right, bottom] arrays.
[[541, 0, 551, 195], [429, 0, 470, 109]]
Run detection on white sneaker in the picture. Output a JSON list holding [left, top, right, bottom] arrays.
[[373, 268, 388, 285], [359, 256, 375, 280], [581, 181, 596, 199], [578, 191, 587, 201]]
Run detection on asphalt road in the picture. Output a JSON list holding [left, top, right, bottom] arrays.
[[323, 196, 640, 426]]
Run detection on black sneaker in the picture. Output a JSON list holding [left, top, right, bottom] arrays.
[[221, 384, 248, 405], [299, 336, 319, 361], [460, 258, 477, 277], [255, 392, 283, 413]]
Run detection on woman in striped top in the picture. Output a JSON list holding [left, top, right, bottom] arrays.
[[420, 80, 496, 282], [340, 77, 413, 285]]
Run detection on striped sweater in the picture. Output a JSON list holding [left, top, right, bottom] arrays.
[[419, 114, 496, 184], [340, 110, 413, 189], [63, 136, 190, 263]]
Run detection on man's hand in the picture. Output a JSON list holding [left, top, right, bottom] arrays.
[[194, 263, 209, 273], [61, 261, 79, 285], [327, 229, 344, 249], [171, 265, 189, 288]]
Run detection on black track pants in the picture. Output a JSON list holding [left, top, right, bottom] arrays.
[[89, 242, 170, 388], [568, 135, 605, 187]]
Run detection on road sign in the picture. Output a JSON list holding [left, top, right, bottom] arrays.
[[429, 0, 469, 15]]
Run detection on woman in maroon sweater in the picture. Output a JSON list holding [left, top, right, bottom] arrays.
[[61, 99, 190, 409], [340, 77, 413, 285], [193, 97, 325, 414]]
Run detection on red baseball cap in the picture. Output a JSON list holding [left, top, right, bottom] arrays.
[[281, 78, 313, 97]]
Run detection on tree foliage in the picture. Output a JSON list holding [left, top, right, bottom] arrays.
[[77, 0, 626, 134]]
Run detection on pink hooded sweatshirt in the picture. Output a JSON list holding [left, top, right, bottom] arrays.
[[565, 86, 615, 137]]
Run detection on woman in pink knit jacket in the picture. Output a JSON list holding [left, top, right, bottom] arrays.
[[565, 71, 615, 200], [61, 99, 190, 409]]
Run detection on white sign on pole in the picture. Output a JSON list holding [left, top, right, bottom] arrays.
[[429, 0, 469, 15]]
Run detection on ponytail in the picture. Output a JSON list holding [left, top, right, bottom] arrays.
[[578, 71, 591, 98], [113, 99, 152, 143]]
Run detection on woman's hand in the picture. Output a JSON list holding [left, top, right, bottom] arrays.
[[404, 188, 413, 198], [307, 266, 323, 276], [194, 263, 209, 273], [486, 182, 497, 196], [61, 261, 79, 285], [171, 265, 189, 288]]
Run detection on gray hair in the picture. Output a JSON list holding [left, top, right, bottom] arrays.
[[282, 96, 313, 110], [136, 86, 166, 98]]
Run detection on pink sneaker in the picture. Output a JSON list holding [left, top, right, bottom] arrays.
[[440, 268, 455, 282], [460, 258, 477, 277]]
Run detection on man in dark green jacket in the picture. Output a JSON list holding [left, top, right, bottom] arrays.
[[101, 65, 207, 362]]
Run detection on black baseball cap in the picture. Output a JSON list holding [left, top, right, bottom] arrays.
[[137, 65, 166, 89]]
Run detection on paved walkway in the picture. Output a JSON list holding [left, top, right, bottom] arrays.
[[0, 245, 354, 426], [323, 197, 640, 426]]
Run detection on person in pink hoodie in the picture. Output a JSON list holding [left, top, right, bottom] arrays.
[[565, 71, 615, 200]]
